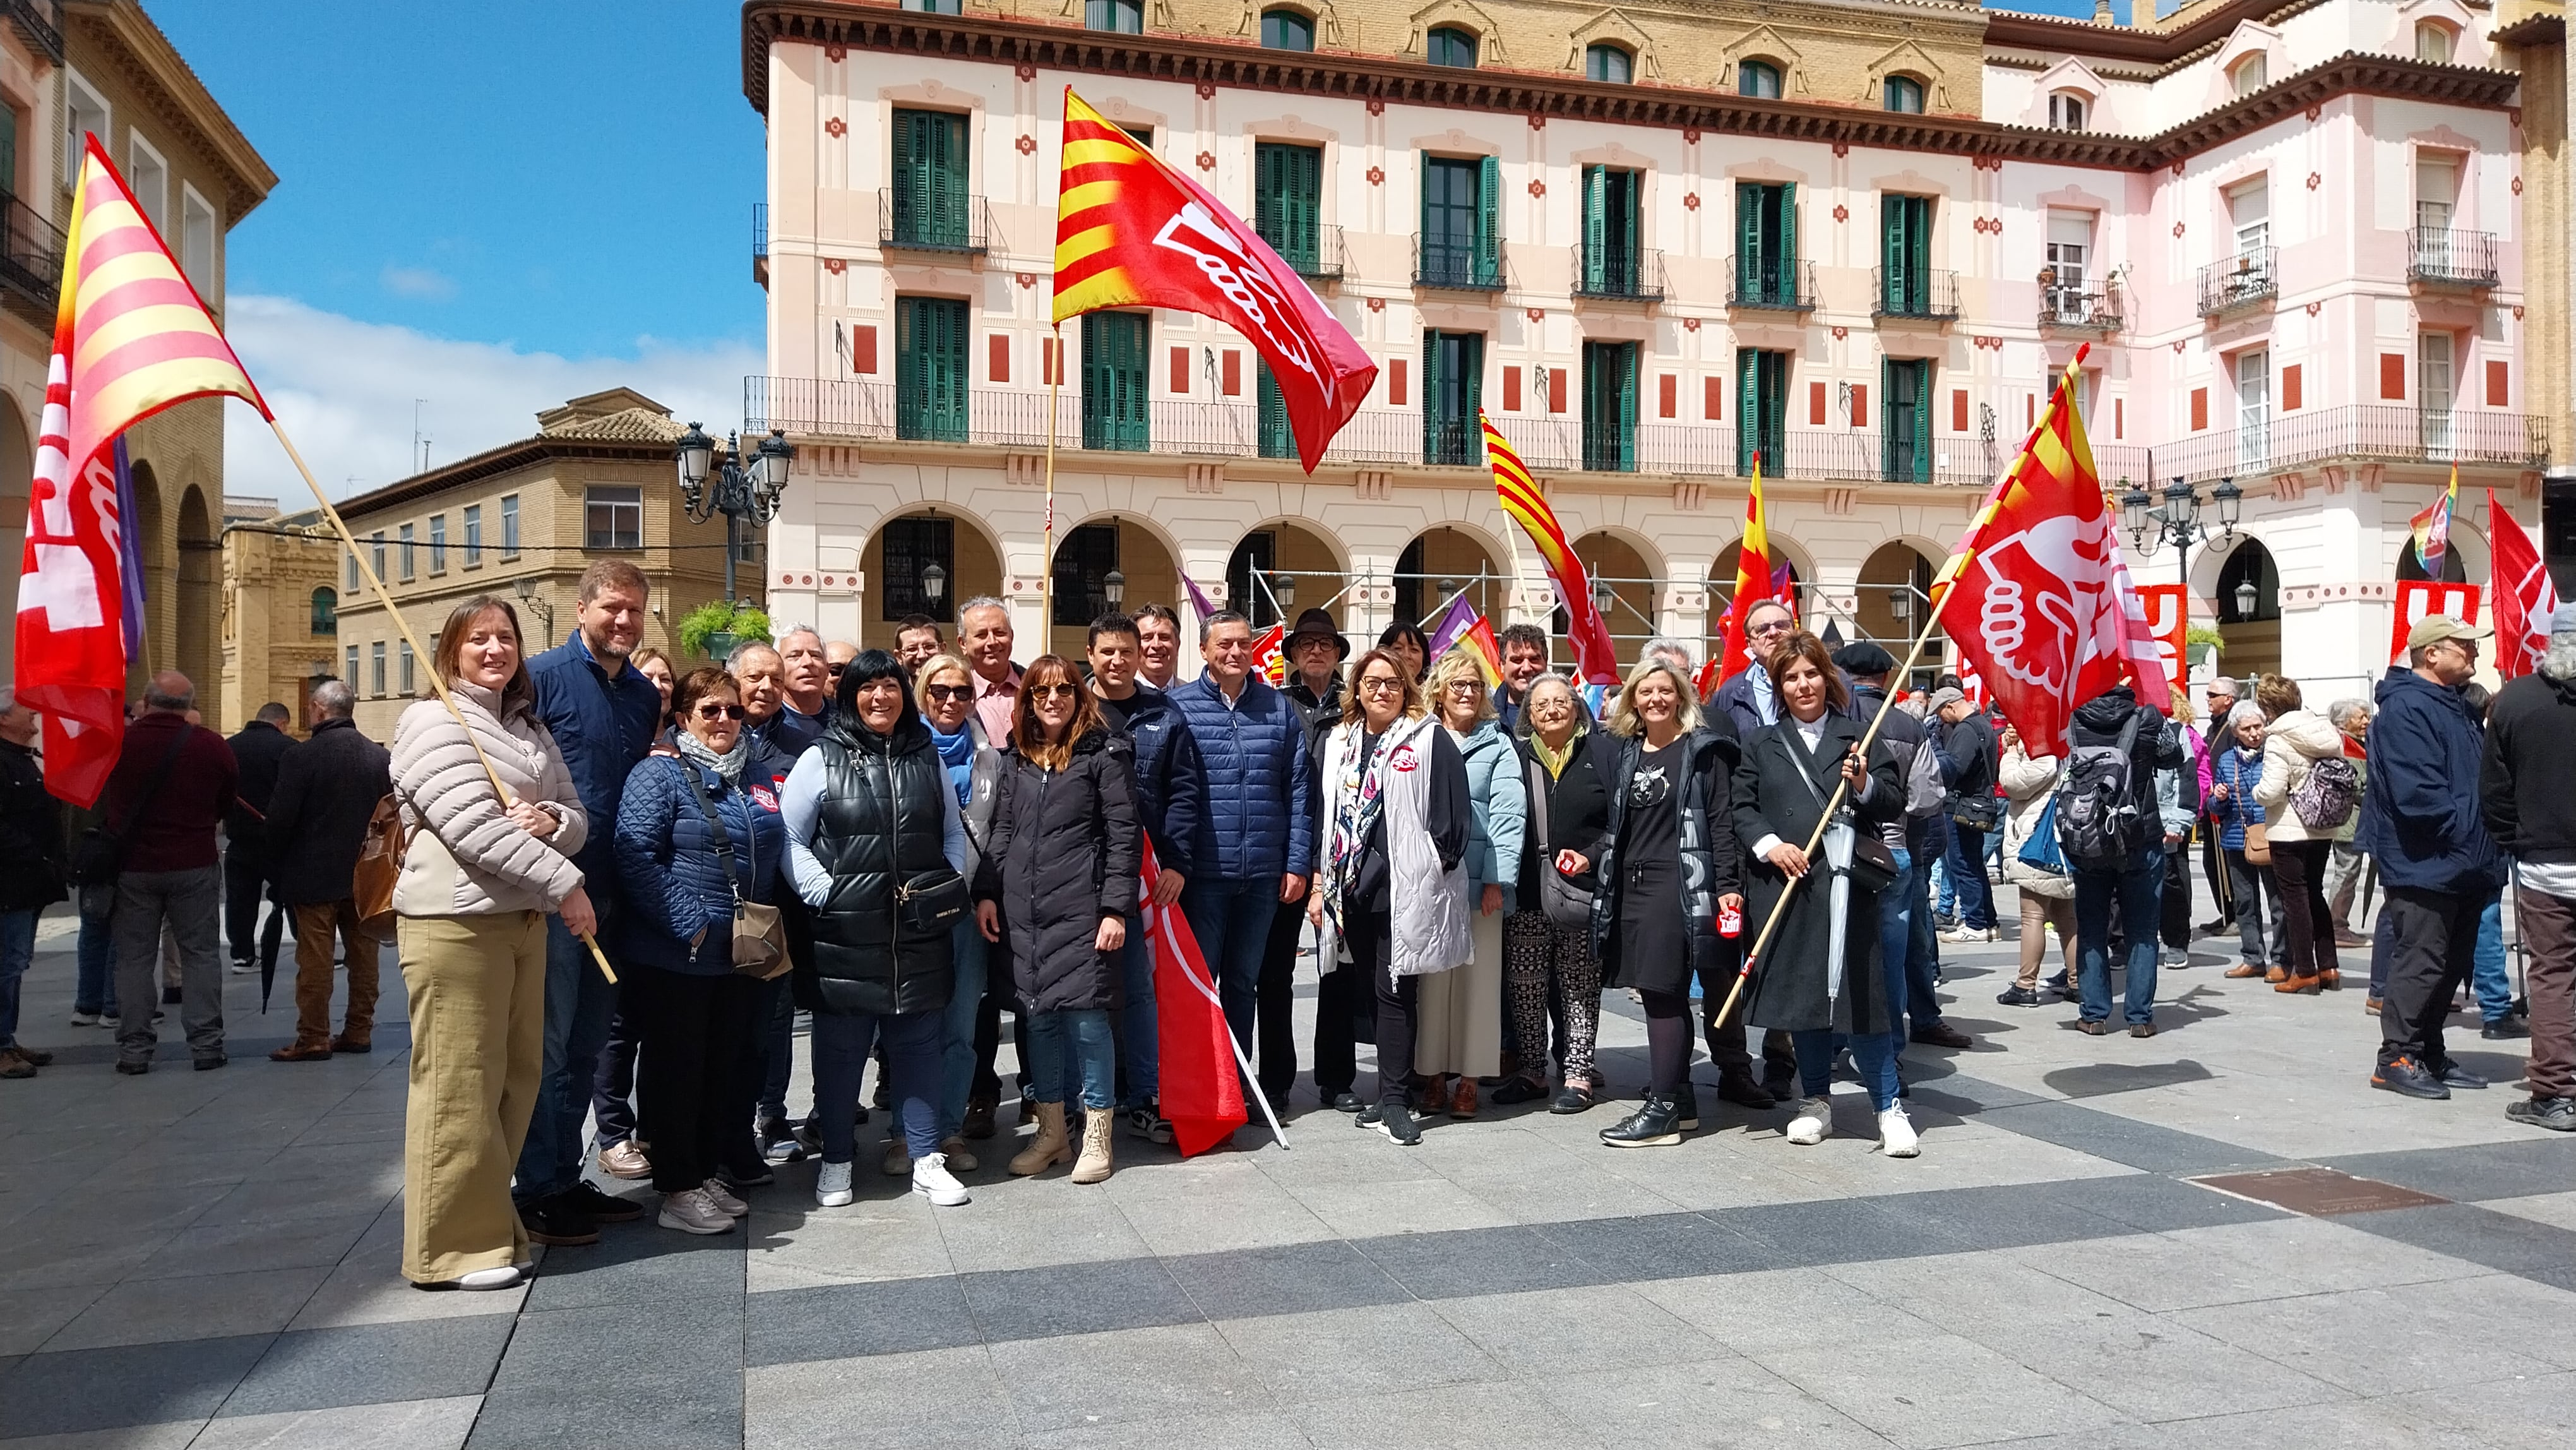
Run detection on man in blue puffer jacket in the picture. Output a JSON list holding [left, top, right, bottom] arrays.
[[1169, 611, 1313, 1101], [2363, 614, 2506, 1101]]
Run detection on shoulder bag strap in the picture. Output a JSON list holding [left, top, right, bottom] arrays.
[[680, 765, 746, 905]]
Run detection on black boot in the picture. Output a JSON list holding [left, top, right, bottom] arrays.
[[1599, 1093, 1685, 1148], [1715, 1069, 1776, 1110], [1673, 1082, 1701, 1132]]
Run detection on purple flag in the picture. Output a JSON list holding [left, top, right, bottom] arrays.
[[1180, 570, 1218, 621], [114, 437, 145, 662], [1426, 593, 1479, 659]]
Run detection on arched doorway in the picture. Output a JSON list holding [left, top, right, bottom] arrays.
[[124, 462, 164, 694], [2396, 539, 2469, 583], [1708, 540, 1806, 666], [1226, 519, 1347, 630], [1393, 526, 1501, 633], [1856, 541, 1943, 661], [1048, 514, 1180, 660], [1570, 531, 1657, 669], [0, 401, 30, 683], [176, 485, 218, 695], [858, 507, 1003, 654], [2214, 537, 2281, 680]]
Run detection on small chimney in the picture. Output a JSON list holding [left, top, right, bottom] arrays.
[[2093, 0, 2116, 25]]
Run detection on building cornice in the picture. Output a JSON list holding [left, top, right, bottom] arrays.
[[2490, 12, 2565, 46], [1982, 0, 2332, 65], [65, 0, 277, 222], [738, 6, 2517, 172], [335, 435, 674, 524]]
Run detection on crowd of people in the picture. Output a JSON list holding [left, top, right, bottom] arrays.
[[1, 558, 2568, 1295]]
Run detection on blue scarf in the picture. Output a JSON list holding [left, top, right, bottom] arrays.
[[927, 719, 975, 806]]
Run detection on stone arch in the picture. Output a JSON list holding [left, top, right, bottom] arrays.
[[1720, 26, 1804, 98], [1708, 535, 1815, 654], [1856, 539, 1944, 650], [1236, 0, 1347, 49], [857, 505, 1006, 655], [1046, 508, 1184, 660], [1570, 528, 1661, 667], [176, 484, 218, 696], [1393, 522, 1504, 630], [1226, 517, 1350, 629], [2210, 534, 2282, 680]]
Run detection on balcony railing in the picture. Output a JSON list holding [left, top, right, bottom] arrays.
[[1266, 223, 1344, 283], [2037, 280, 2123, 335], [1871, 267, 1959, 321], [1727, 258, 1816, 312], [1414, 236, 1502, 292], [3, 1, 63, 63], [1573, 241, 1663, 301], [2197, 245, 2277, 317], [0, 192, 65, 325], [2407, 228, 2498, 289], [877, 188, 991, 255], [2153, 404, 2548, 482]]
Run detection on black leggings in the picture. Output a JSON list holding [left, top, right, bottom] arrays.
[[1345, 911, 1417, 1109], [1640, 988, 1692, 1096]]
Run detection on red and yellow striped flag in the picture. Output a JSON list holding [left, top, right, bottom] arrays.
[[1486, 412, 1619, 685], [15, 135, 269, 804]]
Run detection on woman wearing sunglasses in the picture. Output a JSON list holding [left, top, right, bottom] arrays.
[[976, 657, 1140, 1183], [917, 652, 1005, 1170], [612, 668, 790, 1234]]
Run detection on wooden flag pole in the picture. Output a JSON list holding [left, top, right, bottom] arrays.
[[266, 417, 619, 985], [1042, 324, 1061, 629]]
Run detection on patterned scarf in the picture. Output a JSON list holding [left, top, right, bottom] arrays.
[[676, 728, 747, 784], [1320, 719, 1403, 953]]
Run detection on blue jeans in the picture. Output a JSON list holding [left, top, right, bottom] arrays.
[[2075, 849, 2166, 1026], [1928, 814, 1957, 918], [76, 887, 116, 1018], [1947, 822, 1996, 930], [1026, 1007, 1117, 1110], [2474, 896, 2513, 1021], [0, 908, 35, 1050], [940, 919, 989, 1139], [1906, 834, 1942, 988], [1792, 1026, 1899, 1111], [1119, 916, 1158, 1110], [1182, 878, 1278, 1088], [1878, 848, 1914, 1029], [511, 913, 621, 1206], [813, 1007, 941, 1164]]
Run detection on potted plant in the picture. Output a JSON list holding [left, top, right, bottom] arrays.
[[679, 600, 774, 662]]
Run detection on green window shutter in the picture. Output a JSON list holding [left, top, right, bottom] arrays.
[[1418, 151, 1432, 255], [1618, 343, 1637, 470], [1912, 360, 1933, 481], [1255, 144, 1283, 255], [1582, 165, 1606, 292], [1461, 332, 1484, 458], [1421, 327, 1445, 463], [1880, 357, 1899, 480], [1290, 145, 1320, 268], [895, 297, 968, 442], [1737, 184, 1759, 298], [1881, 197, 1904, 313], [1254, 143, 1320, 270], [1779, 183, 1798, 297], [1082, 313, 1148, 451], [1738, 350, 1759, 474], [933, 112, 963, 244], [1476, 155, 1501, 284], [1256, 361, 1292, 458]]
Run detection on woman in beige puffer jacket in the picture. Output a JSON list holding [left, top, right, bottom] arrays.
[[1996, 724, 2078, 1005], [2251, 674, 2344, 993], [390, 596, 593, 1290]]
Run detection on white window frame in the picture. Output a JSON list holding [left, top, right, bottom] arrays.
[[126, 130, 168, 234], [583, 485, 644, 551], [2048, 91, 2087, 132], [463, 503, 483, 567], [179, 183, 218, 294], [64, 71, 109, 181]]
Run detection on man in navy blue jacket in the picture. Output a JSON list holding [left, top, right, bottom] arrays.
[[515, 560, 664, 1246], [1170, 611, 1313, 1100], [1088, 613, 1203, 1140], [2365, 615, 2507, 1100]]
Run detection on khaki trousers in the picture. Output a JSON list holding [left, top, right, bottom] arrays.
[[399, 911, 547, 1285], [291, 900, 383, 1047]]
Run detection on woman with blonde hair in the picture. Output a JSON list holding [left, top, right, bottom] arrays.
[[390, 596, 594, 1289], [631, 647, 677, 732], [1308, 648, 1470, 1146], [1588, 657, 1744, 1147], [1413, 649, 1526, 1117]]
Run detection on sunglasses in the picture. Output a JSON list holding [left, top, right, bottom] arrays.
[[1031, 682, 1081, 702], [1750, 620, 1794, 637], [922, 684, 972, 704], [692, 703, 746, 721]]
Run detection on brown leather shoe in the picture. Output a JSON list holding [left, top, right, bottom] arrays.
[[2275, 975, 2321, 995], [1450, 1077, 1478, 1118], [2224, 963, 2265, 979], [2264, 966, 2289, 985], [330, 1033, 372, 1054], [270, 1041, 333, 1063], [2318, 969, 2342, 991]]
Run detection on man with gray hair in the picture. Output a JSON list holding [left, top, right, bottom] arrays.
[[777, 625, 833, 743], [958, 597, 1022, 744], [2321, 698, 2373, 946], [104, 672, 239, 1073], [2481, 607, 2576, 1130], [261, 679, 393, 1060]]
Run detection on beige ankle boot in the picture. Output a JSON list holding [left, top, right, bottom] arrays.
[[1071, 1103, 1115, 1184], [1009, 1101, 1070, 1176]]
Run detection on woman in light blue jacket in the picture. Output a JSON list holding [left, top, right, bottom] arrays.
[[1414, 649, 1527, 1117]]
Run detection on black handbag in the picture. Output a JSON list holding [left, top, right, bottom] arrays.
[[896, 868, 971, 933], [1947, 793, 2004, 833], [70, 728, 193, 887], [1525, 754, 1594, 928]]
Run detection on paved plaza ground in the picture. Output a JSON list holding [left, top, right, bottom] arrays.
[[3, 899, 2574, 1449]]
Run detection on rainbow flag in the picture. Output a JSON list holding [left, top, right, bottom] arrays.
[[2410, 466, 2459, 575], [1486, 411, 1619, 685]]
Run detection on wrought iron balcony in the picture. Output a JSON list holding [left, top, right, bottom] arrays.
[[1263, 223, 1343, 283], [1727, 258, 1816, 312], [2197, 245, 2277, 318], [0, 192, 65, 325], [1871, 267, 1959, 321], [1413, 236, 1502, 292], [2037, 278, 2124, 335], [2407, 228, 2498, 289], [877, 189, 992, 255], [2152, 404, 2548, 482], [3, 1, 62, 63], [1573, 241, 1663, 302]]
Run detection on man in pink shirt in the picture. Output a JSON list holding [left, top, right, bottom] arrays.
[[959, 597, 1020, 745]]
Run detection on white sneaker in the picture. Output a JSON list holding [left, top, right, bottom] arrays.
[[881, 1136, 912, 1177], [1878, 1106, 1920, 1158], [699, 1177, 749, 1218], [455, 1265, 523, 1291], [228, 961, 256, 976], [658, 1187, 735, 1235], [1943, 925, 1998, 944], [1786, 1095, 1833, 1146], [68, 1012, 100, 1027], [939, 1135, 979, 1174], [912, 1152, 970, 1207], [814, 1159, 855, 1207]]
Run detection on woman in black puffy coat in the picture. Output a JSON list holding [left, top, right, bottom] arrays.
[[974, 655, 1140, 1185]]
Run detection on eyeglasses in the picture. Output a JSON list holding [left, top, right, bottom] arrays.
[[1356, 676, 1405, 695], [1032, 683, 1081, 701], [922, 684, 972, 704], [692, 703, 746, 721], [1750, 620, 1794, 637]]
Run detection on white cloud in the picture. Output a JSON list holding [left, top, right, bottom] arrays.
[[378, 265, 458, 301], [220, 294, 759, 505]]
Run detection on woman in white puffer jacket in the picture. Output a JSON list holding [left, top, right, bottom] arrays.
[[1996, 724, 2078, 1006], [2251, 673, 2346, 993]]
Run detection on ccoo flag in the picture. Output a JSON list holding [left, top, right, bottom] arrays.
[[2490, 490, 2558, 681], [1486, 412, 1619, 685], [1052, 89, 1376, 472], [16, 136, 270, 806]]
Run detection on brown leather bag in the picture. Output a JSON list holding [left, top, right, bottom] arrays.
[[354, 794, 405, 933]]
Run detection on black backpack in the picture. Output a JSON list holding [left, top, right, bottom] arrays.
[[2054, 711, 2144, 868]]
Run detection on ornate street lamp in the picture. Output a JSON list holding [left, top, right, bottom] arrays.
[[1271, 572, 1298, 615], [674, 422, 794, 603], [920, 562, 947, 612], [1102, 568, 1126, 609], [2126, 474, 2243, 600]]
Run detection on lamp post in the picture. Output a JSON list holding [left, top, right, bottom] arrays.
[[1271, 572, 1297, 618], [921, 561, 947, 616], [674, 423, 794, 604], [1102, 568, 1126, 609], [513, 575, 556, 650], [2120, 474, 2245, 595]]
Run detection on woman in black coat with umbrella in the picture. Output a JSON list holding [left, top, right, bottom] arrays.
[[975, 655, 1140, 1185], [1587, 658, 1744, 1147], [1732, 631, 1914, 1158]]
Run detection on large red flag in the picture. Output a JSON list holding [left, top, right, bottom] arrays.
[[2490, 490, 2559, 680], [17, 136, 270, 806], [1138, 837, 1247, 1156], [1486, 412, 1619, 685], [1931, 353, 2168, 755], [1717, 456, 1775, 680], [1052, 90, 1376, 472]]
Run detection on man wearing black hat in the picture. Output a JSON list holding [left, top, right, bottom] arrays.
[[1840, 646, 1977, 1055], [1258, 609, 1358, 1108]]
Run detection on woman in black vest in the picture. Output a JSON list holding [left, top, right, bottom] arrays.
[[782, 650, 971, 1211]]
